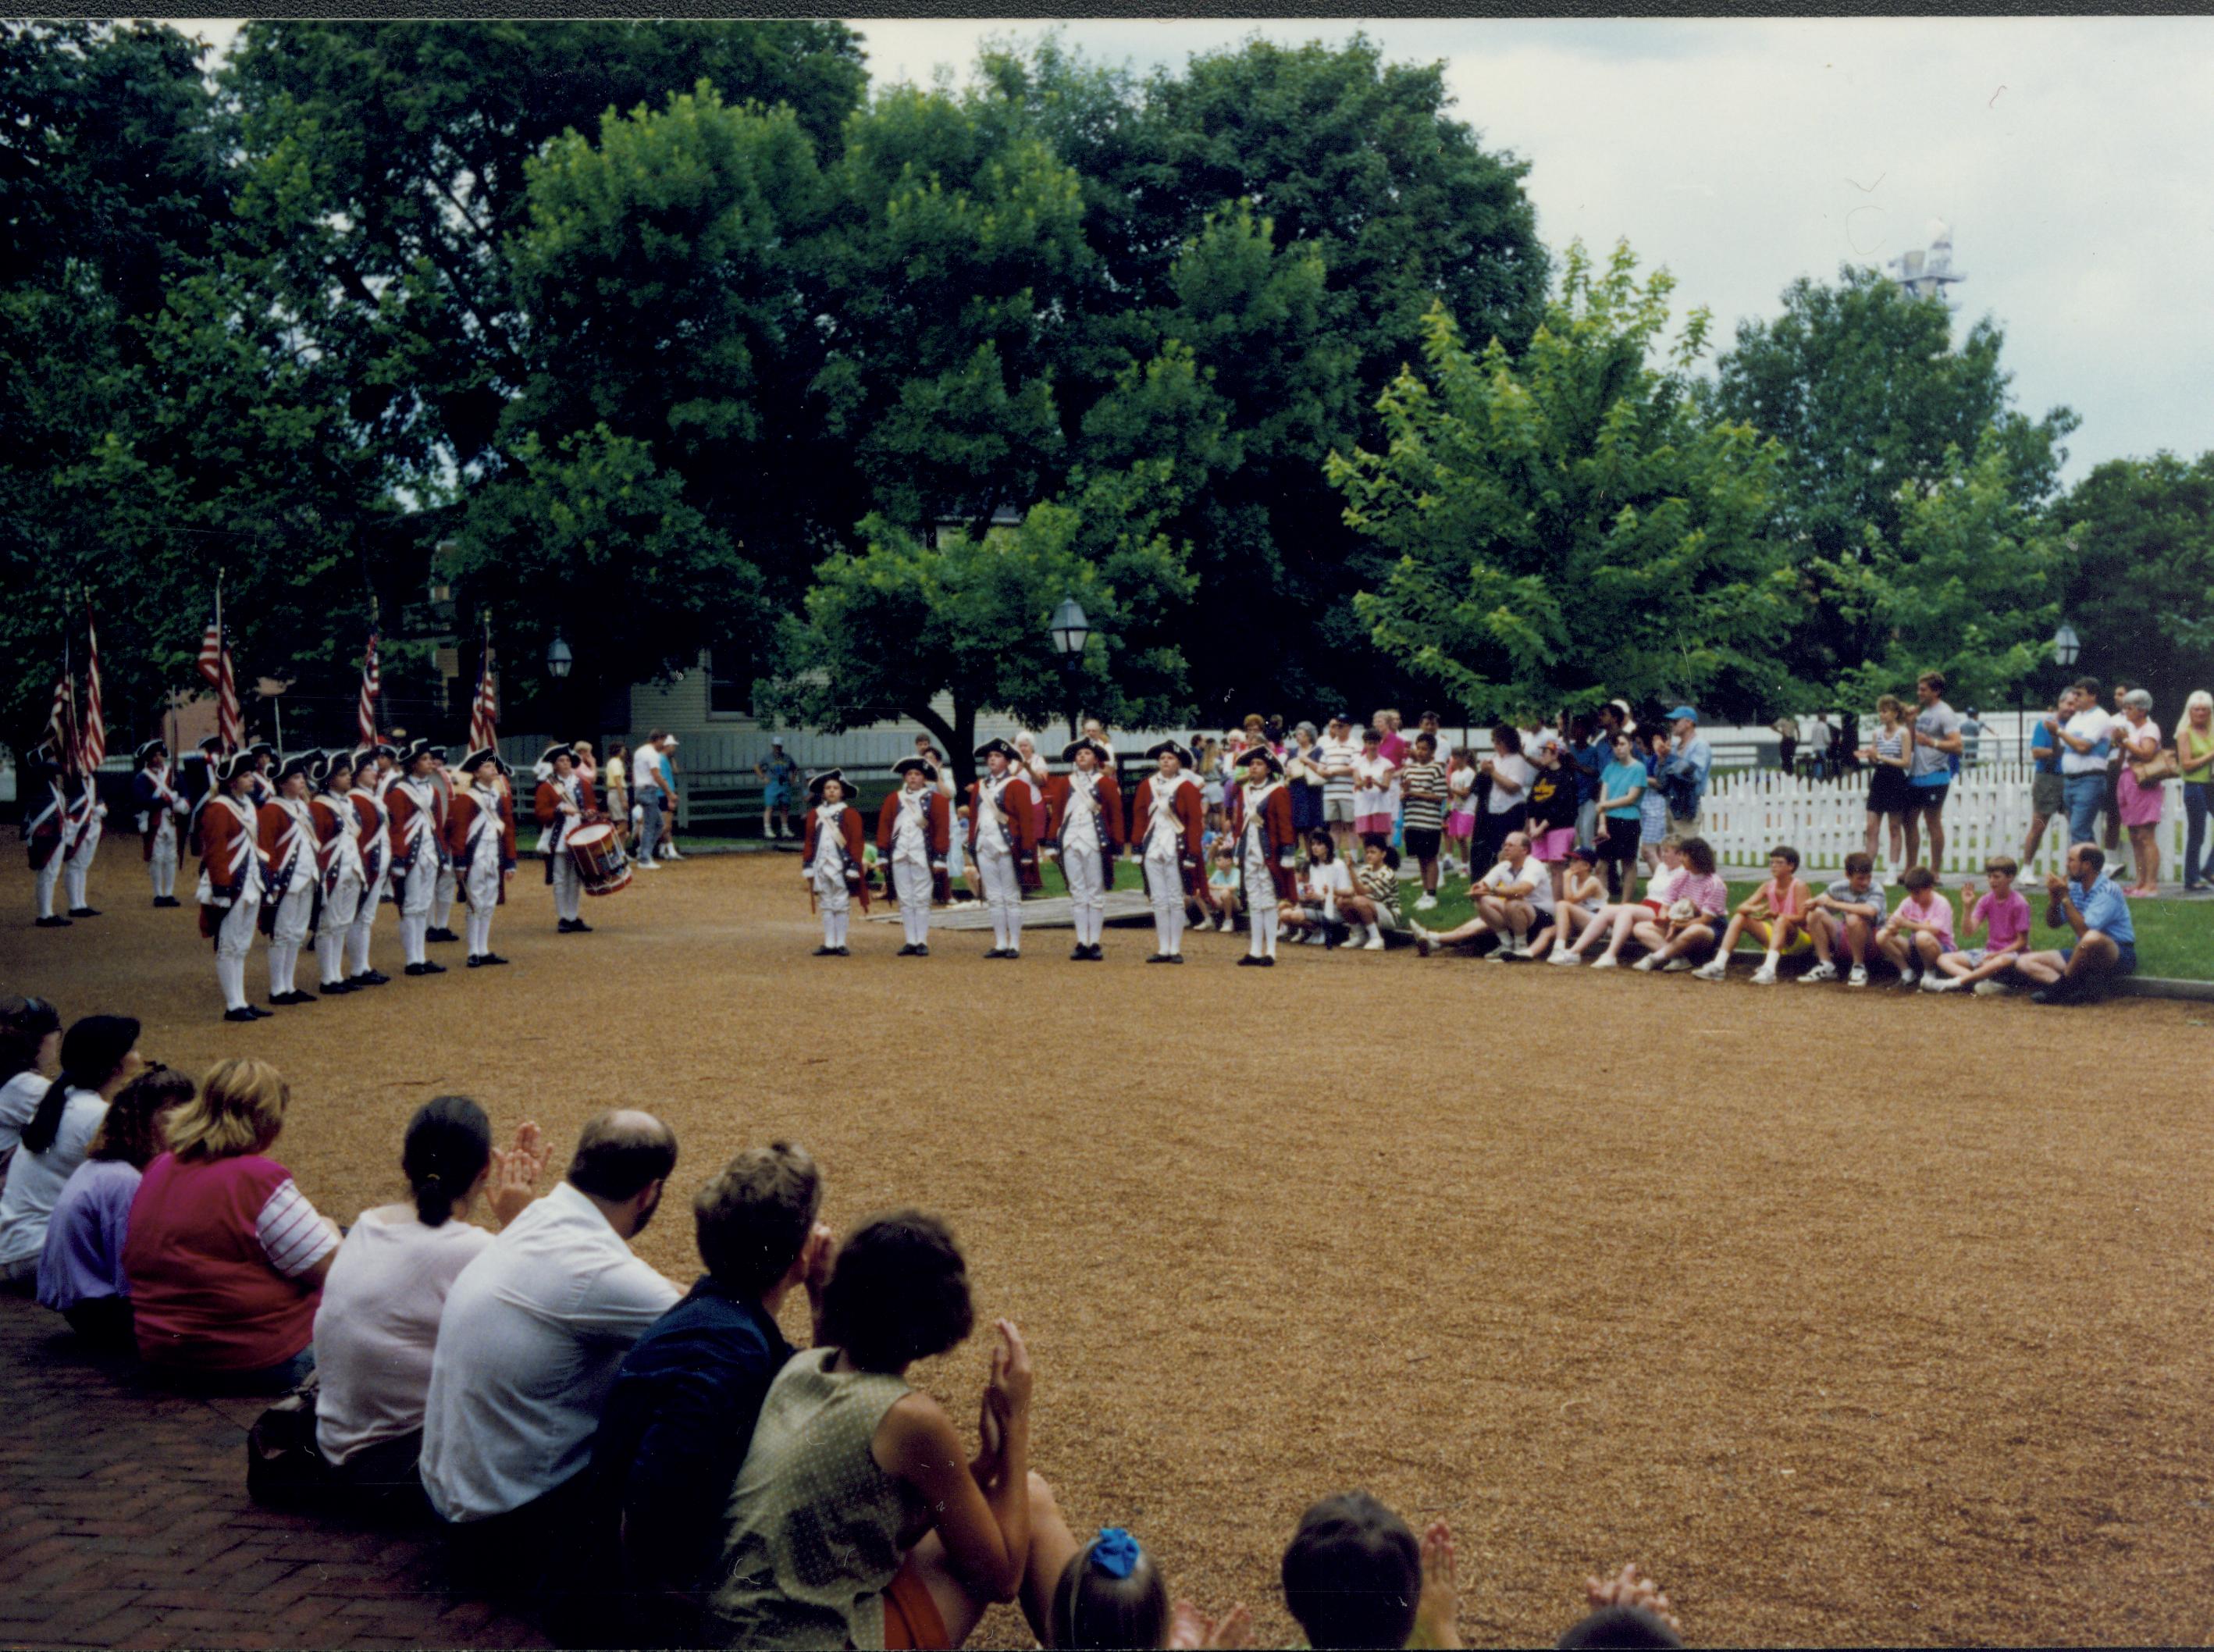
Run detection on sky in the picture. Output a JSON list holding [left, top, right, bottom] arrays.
[[161, 16, 2214, 485]]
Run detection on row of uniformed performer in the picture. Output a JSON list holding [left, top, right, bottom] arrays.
[[21, 742, 109, 927]]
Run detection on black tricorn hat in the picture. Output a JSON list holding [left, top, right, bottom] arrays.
[[973, 737, 1020, 764], [1144, 739, 1194, 766], [135, 738, 167, 765], [276, 753, 316, 786], [891, 756, 939, 781], [219, 751, 259, 785], [1062, 736, 1112, 765], [461, 746, 500, 774], [538, 742, 575, 768], [809, 767, 849, 800], [1238, 746, 1283, 777]]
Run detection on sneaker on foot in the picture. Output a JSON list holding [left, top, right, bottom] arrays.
[[1692, 959, 1727, 981], [1897, 970, 1921, 992], [1662, 957, 1695, 972], [1549, 951, 1582, 966], [1972, 978, 2010, 996], [1847, 963, 1869, 988], [1414, 929, 1435, 956], [1362, 935, 1386, 951], [1801, 962, 1838, 983], [1631, 955, 1660, 972], [1414, 894, 1438, 912], [1590, 953, 1618, 969], [1750, 964, 1778, 986], [1923, 974, 1960, 992]]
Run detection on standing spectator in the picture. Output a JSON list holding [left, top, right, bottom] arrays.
[[1397, 734, 1448, 913], [2102, 680, 2134, 856], [1656, 707, 1712, 835], [658, 735, 684, 860], [2177, 689, 2214, 892], [1628, 835, 1728, 971], [1875, 865, 1954, 989], [1080, 720, 1115, 762], [1771, 710, 1800, 777], [1593, 733, 1646, 901], [2113, 689, 2166, 893], [419, 1110, 682, 1593], [2055, 677, 2115, 847], [1284, 722, 1325, 844], [2016, 843, 2137, 1004], [604, 742, 632, 853], [1352, 728, 1399, 846], [633, 731, 670, 867], [1414, 710, 1450, 763], [1199, 737, 1228, 824], [1806, 711, 1833, 780], [36, 1065, 193, 1350], [1635, 730, 1671, 878], [1443, 750, 1478, 878], [0, 1016, 144, 1284], [1959, 707, 1984, 767], [1926, 858, 2034, 994], [0, 994, 64, 1187], [123, 1057, 338, 1391], [1904, 671, 1964, 871], [1375, 709, 1408, 767], [1475, 725, 1531, 871], [313, 1098, 549, 1499], [1803, 851, 1887, 987], [1337, 841, 1403, 949], [1860, 694, 1913, 877], [1524, 746, 1581, 906], [1315, 715, 1360, 860], [1567, 714, 1606, 847], [2021, 689, 2073, 870], [1828, 711, 1857, 779]]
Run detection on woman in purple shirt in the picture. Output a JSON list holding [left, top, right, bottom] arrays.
[[37, 1066, 194, 1351]]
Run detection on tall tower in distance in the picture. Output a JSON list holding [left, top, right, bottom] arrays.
[[1888, 219, 1966, 308]]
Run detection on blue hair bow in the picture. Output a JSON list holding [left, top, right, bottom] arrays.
[[1091, 1527, 1141, 1580]]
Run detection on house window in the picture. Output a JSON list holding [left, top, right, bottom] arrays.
[[707, 655, 751, 717]]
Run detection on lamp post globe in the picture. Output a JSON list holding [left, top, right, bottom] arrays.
[[546, 632, 574, 680], [1048, 598, 1090, 739], [2052, 622, 2081, 670]]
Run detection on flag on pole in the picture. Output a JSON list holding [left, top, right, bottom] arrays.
[[198, 593, 243, 754], [43, 670, 76, 767], [357, 628, 381, 746], [467, 627, 497, 754], [79, 603, 105, 772]]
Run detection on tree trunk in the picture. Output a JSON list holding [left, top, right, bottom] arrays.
[[909, 702, 977, 793]]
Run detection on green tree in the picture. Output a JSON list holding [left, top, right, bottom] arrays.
[[2049, 452, 2214, 719], [1711, 265, 2077, 693], [1330, 240, 1794, 721]]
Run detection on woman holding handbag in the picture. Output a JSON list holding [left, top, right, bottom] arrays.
[[2114, 689, 2170, 895]]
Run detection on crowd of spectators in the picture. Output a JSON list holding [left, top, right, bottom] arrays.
[[0, 992, 1689, 1650]]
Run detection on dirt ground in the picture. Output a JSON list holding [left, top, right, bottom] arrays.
[[5, 850, 2214, 1647]]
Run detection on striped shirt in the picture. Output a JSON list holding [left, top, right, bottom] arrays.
[[255, 1179, 340, 1279], [1354, 863, 1401, 916], [1399, 760, 1447, 831], [1671, 871, 1731, 919]]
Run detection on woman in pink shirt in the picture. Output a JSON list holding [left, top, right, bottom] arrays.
[[1876, 865, 1956, 990], [1630, 837, 1731, 971], [124, 1058, 338, 1393]]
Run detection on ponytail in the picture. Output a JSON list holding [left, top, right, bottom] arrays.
[[22, 1016, 140, 1157], [402, 1095, 493, 1227]]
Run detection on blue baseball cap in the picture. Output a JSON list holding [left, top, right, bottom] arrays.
[[1665, 706, 1698, 723]]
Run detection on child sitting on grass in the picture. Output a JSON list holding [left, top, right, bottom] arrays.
[[1207, 838, 1241, 933], [1628, 836, 1728, 972], [1281, 1492, 1458, 1650], [1695, 844, 1813, 984], [1283, 831, 1351, 949], [1337, 840, 1402, 951], [1551, 837, 1685, 969], [1803, 851, 1886, 986], [1925, 856, 2033, 994], [1877, 864, 1953, 989], [1529, 846, 1607, 961]]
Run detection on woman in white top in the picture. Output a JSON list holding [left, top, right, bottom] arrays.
[[313, 1096, 547, 1497], [0, 1016, 144, 1282], [0, 995, 64, 1187], [1281, 831, 1354, 948]]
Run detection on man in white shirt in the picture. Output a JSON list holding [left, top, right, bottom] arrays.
[[1315, 714, 1361, 860], [632, 733, 670, 868], [2054, 677, 2114, 847], [421, 1110, 681, 1593], [1410, 831, 1554, 958]]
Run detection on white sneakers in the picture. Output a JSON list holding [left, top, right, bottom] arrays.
[[1848, 963, 1869, 988], [1550, 950, 1582, 966], [1922, 973, 1963, 992], [1800, 961, 1838, 983], [1414, 893, 1439, 912], [1631, 955, 1660, 972], [1662, 957, 1695, 972], [1972, 979, 2010, 995], [1589, 954, 1618, 969], [1362, 934, 1386, 951], [1750, 963, 1778, 986], [1692, 958, 1728, 981], [1412, 926, 1435, 956]]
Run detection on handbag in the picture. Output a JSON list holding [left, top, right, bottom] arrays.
[[2132, 748, 2180, 785], [245, 1372, 330, 1505]]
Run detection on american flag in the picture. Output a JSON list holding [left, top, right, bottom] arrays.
[[357, 629, 381, 746], [467, 634, 498, 753], [197, 601, 243, 754], [44, 670, 77, 771], [78, 605, 105, 771]]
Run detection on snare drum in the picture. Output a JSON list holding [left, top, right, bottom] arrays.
[[566, 821, 632, 897]]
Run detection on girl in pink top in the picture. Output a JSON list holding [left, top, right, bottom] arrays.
[[1696, 846, 1814, 984], [1630, 837, 1731, 971], [1876, 865, 1956, 989]]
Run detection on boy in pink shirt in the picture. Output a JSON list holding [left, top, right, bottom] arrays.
[[1877, 865, 1954, 989], [1926, 856, 2034, 994]]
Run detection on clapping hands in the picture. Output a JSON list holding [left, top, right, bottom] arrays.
[[486, 1120, 551, 1226], [1167, 1600, 1252, 1649], [1584, 1561, 1681, 1634]]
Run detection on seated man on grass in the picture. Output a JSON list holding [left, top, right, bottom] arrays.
[[1412, 832, 1552, 958], [2013, 843, 2138, 1005]]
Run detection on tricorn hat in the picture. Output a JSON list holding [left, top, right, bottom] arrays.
[[135, 738, 167, 765], [1062, 736, 1112, 765], [247, 740, 276, 760], [397, 739, 435, 769], [219, 751, 258, 785], [1239, 746, 1283, 777], [891, 756, 939, 781], [974, 738, 1020, 764], [196, 734, 223, 756], [461, 746, 500, 774], [276, 753, 315, 786], [808, 767, 848, 800], [1144, 739, 1194, 766], [538, 742, 575, 768]]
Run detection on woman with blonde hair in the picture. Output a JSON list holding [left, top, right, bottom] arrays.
[[2114, 688, 2166, 895], [2177, 689, 2214, 892], [123, 1059, 338, 1391]]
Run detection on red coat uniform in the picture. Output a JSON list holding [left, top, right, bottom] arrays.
[[1228, 781, 1300, 903], [1044, 770, 1124, 888], [195, 794, 263, 941], [23, 773, 67, 871], [444, 787, 519, 906], [534, 774, 597, 885], [386, 777, 445, 876], [349, 790, 390, 889], [803, 803, 870, 910], [1128, 773, 1208, 904], [876, 788, 952, 905], [966, 772, 1039, 861]]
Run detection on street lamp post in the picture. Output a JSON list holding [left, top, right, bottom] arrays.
[[2027, 621, 2083, 764], [1047, 598, 1090, 741]]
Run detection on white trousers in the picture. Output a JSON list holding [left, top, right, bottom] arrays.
[[215, 896, 262, 1011], [347, 867, 384, 977], [464, 856, 501, 956], [892, 859, 934, 946], [63, 822, 99, 910], [432, 863, 457, 929], [397, 855, 436, 963], [977, 840, 1022, 951], [319, 876, 362, 985], [1063, 842, 1107, 945], [148, 818, 179, 898], [34, 853, 62, 920], [268, 881, 315, 995], [1144, 849, 1187, 955], [550, 854, 582, 923], [1244, 857, 1280, 958]]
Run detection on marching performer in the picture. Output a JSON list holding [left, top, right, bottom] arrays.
[[259, 754, 320, 1006], [533, 744, 596, 935], [198, 751, 269, 1022], [877, 757, 950, 956], [183, 734, 224, 857], [803, 771, 869, 956], [1129, 740, 1205, 963], [25, 745, 71, 927], [1045, 736, 1123, 961], [247, 741, 277, 806], [60, 756, 105, 919], [131, 739, 189, 906], [387, 739, 447, 974], [345, 749, 393, 987], [1229, 746, 1299, 967], [309, 753, 365, 996], [446, 747, 518, 967], [425, 746, 461, 945], [967, 739, 1036, 959]]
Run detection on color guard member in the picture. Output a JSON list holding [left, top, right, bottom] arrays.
[[388, 739, 447, 974], [132, 739, 188, 907], [1045, 736, 1123, 960], [1130, 740, 1205, 963], [25, 745, 70, 927], [198, 751, 269, 1021], [345, 749, 393, 987], [259, 754, 321, 1006], [309, 753, 364, 996], [803, 770, 868, 956], [446, 747, 518, 967], [877, 757, 950, 956], [967, 739, 1036, 959], [1229, 746, 1299, 966], [533, 744, 596, 935]]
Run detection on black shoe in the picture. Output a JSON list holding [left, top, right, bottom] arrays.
[[813, 945, 838, 956], [1145, 952, 1169, 963], [425, 927, 459, 944], [571, 920, 593, 934], [1165, 953, 1184, 963], [480, 953, 509, 966], [2030, 984, 2079, 1006], [223, 1007, 258, 1023], [835, 945, 852, 956], [247, 1004, 275, 1020], [350, 970, 390, 987], [36, 916, 71, 927], [896, 943, 918, 957], [1257, 955, 1276, 967], [557, 918, 576, 933], [1071, 945, 1089, 961], [913, 944, 929, 957], [468, 955, 488, 968], [68, 907, 100, 918], [153, 895, 180, 908], [270, 990, 318, 1006], [405, 960, 447, 977], [321, 981, 357, 995], [1237, 954, 1263, 967]]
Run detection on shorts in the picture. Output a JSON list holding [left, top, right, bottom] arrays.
[[1867, 766, 1913, 817], [1446, 809, 1476, 837], [1322, 793, 1356, 824], [881, 1559, 952, 1650], [1356, 812, 1393, 838], [764, 784, 792, 807], [1403, 827, 1442, 860], [1742, 922, 1814, 955], [1908, 780, 1950, 812], [1532, 826, 1576, 862], [1957, 948, 2016, 970], [2031, 771, 2065, 817], [2059, 939, 2137, 976]]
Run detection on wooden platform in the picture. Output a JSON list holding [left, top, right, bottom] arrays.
[[865, 890, 1158, 930]]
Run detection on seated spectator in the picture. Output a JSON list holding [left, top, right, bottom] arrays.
[[1283, 831, 1352, 948], [419, 1109, 681, 1594], [1017, 1507, 1251, 1650], [0, 994, 64, 1186], [1411, 832, 1554, 959], [1529, 846, 1607, 961], [1696, 845, 1812, 984], [714, 1210, 1038, 1650], [1803, 851, 1886, 987], [1206, 838, 1243, 933], [586, 1143, 835, 1647], [1628, 836, 1728, 971], [1557, 1564, 1683, 1650], [35, 1064, 193, 1350], [1337, 840, 1403, 950], [2015, 843, 2138, 1005], [0, 1015, 144, 1285], [1552, 837, 1685, 969], [313, 1098, 549, 1501], [1876, 865, 1954, 990], [123, 1058, 337, 1393], [1927, 857, 2033, 995], [1280, 1491, 1458, 1650]]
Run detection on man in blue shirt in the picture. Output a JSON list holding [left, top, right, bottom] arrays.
[[2020, 689, 2072, 865], [2015, 842, 2137, 1004], [1657, 707, 1713, 833]]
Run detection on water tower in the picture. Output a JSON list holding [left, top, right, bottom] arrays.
[[1889, 220, 1965, 308]]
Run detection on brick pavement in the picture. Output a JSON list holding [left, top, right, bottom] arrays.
[[0, 1291, 545, 1650]]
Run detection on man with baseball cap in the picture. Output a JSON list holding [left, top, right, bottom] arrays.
[[1657, 706, 1713, 835], [755, 739, 799, 843]]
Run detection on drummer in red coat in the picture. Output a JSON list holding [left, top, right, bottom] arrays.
[[1127, 739, 1206, 962], [803, 769, 869, 956], [533, 744, 598, 935], [446, 747, 518, 968], [1228, 745, 1299, 967], [877, 757, 949, 957], [1044, 736, 1123, 962]]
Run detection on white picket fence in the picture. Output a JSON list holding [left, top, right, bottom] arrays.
[[1700, 762, 2189, 880]]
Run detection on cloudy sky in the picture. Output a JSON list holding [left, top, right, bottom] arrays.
[[165, 16, 2214, 483]]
